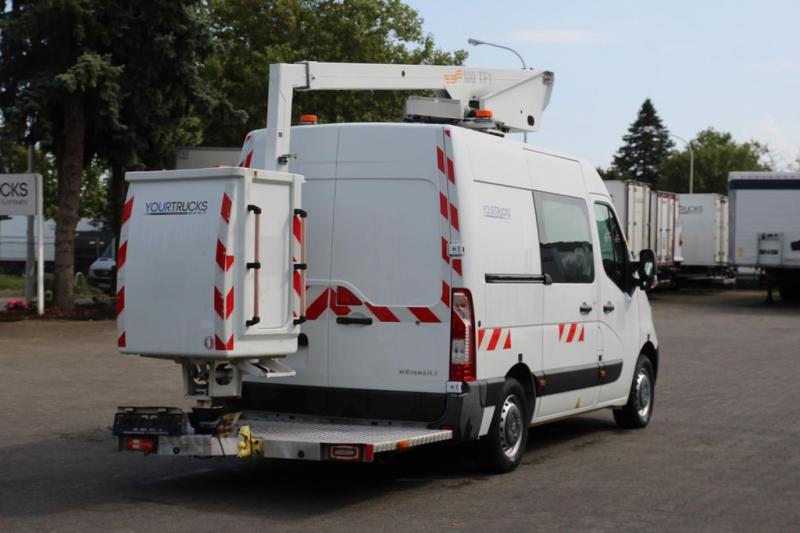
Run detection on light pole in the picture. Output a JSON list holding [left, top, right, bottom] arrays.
[[646, 127, 694, 193], [467, 38, 528, 143]]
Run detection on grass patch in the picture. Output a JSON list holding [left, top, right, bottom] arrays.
[[0, 274, 24, 293], [0, 273, 105, 298]]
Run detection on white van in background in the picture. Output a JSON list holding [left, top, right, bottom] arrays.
[[234, 122, 659, 472]]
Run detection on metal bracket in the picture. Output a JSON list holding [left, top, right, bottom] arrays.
[[448, 242, 465, 257], [277, 153, 296, 165], [233, 358, 296, 379], [237, 425, 264, 458]]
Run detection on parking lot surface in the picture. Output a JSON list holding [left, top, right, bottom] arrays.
[[1, 289, 799, 532]]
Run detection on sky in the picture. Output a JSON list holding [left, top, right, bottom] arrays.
[[404, 0, 800, 169]]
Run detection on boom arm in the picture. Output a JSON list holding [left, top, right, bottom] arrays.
[[241, 61, 555, 172]]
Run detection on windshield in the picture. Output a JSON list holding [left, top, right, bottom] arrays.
[[101, 239, 116, 259]]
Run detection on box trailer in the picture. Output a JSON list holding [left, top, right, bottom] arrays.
[[676, 193, 733, 284], [646, 190, 680, 285], [113, 61, 660, 473], [729, 171, 800, 301], [604, 180, 651, 260]]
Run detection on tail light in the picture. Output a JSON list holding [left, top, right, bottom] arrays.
[[450, 288, 476, 382], [126, 436, 156, 454]]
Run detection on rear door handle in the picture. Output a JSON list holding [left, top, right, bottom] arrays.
[[336, 316, 373, 325], [579, 302, 592, 314], [603, 302, 615, 313]]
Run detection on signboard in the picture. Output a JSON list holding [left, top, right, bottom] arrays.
[[0, 173, 37, 216], [0, 172, 44, 315]]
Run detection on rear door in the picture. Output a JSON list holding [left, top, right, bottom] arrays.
[[327, 125, 451, 393], [275, 126, 340, 387]]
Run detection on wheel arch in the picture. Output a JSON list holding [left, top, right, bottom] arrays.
[[505, 363, 536, 414], [641, 341, 659, 382]]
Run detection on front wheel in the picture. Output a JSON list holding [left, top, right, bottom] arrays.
[[479, 378, 529, 473], [613, 355, 655, 429]]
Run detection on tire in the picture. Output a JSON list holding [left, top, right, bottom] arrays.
[[614, 355, 655, 429], [779, 283, 800, 302], [479, 378, 529, 473]]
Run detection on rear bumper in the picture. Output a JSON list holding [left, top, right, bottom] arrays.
[[236, 380, 502, 442]]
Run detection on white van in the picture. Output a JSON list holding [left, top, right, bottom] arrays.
[[231, 122, 660, 472], [115, 63, 659, 473]]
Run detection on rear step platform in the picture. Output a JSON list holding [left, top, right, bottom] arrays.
[[119, 411, 453, 463]]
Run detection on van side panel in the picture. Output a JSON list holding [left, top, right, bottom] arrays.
[[472, 182, 545, 380], [452, 128, 544, 382]]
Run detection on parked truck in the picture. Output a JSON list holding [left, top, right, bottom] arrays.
[[605, 180, 679, 285], [676, 193, 733, 285], [113, 61, 660, 473], [604, 180, 651, 260], [650, 190, 679, 282], [729, 171, 800, 301]]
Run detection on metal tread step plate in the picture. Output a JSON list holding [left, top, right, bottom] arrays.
[[156, 415, 452, 460], [245, 418, 453, 453]]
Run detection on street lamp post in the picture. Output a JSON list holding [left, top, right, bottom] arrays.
[[646, 127, 694, 193], [467, 38, 528, 143], [671, 133, 694, 194]]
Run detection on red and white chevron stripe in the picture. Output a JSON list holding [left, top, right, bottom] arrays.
[[558, 323, 586, 343], [478, 328, 513, 351], [292, 211, 306, 321], [116, 195, 134, 348], [238, 133, 254, 168], [214, 186, 236, 350]]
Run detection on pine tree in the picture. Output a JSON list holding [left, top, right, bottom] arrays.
[[611, 99, 673, 187]]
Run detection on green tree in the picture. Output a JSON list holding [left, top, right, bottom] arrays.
[[596, 166, 625, 181], [1, 1, 214, 307], [201, 0, 467, 146], [611, 99, 673, 187], [94, 1, 215, 240], [0, 143, 106, 221], [659, 128, 770, 194], [0, 0, 124, 309]]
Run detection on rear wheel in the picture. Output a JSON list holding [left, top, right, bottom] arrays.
[[614, 355, 655, 429], [479, 378, 528, 473]]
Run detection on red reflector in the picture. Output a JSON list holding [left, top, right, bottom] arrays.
[[363, 444, 374, 463], [126, 436, 156, 454], [328, 444, 362, 462]]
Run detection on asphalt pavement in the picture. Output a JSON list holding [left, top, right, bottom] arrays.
[[0, 289, 798, 532]]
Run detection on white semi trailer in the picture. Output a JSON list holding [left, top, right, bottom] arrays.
[[605, 180, 651, 260], [650, 190, 679, 279], [605, 181, 679, 284], [729, 171, 800, 301], [676, 193, 733, 285], [113, 61, 660, 473]]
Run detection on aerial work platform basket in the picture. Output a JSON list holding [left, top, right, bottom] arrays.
[[117, 166, 305, 363]]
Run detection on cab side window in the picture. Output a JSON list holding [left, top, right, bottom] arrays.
[[594, 203, 628, 291], [534, 192, 594, 283]]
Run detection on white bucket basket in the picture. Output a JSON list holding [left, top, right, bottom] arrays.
[[117, 166, 305, 359]]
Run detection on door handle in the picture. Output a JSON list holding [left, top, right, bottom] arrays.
[[603, 302, 615, 313], [579, 302, 592, 314], [336, 316, 373, 325]]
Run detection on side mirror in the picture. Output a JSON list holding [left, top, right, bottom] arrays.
[[637, 249, 657, 291]]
